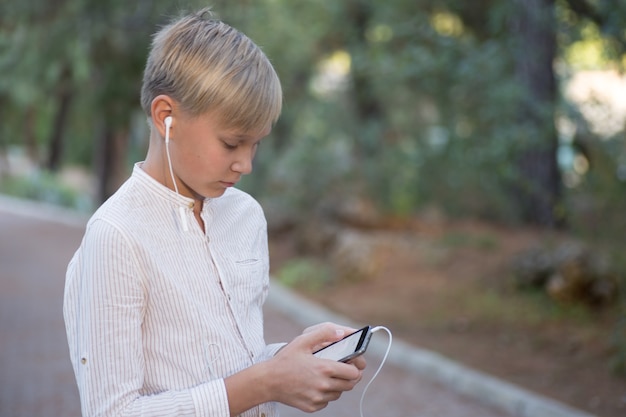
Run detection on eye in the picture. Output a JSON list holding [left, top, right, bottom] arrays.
[[223, 141, 238, 150]]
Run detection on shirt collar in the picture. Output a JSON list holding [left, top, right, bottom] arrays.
[[132, 162, 223, 212], [132, 162, 195, 208]]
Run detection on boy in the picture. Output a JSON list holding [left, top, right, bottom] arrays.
[[64, 8, 365, 417]]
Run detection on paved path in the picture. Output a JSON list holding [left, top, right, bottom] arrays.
[[265, 306, 508, 417], [0, 196, 589, 417]]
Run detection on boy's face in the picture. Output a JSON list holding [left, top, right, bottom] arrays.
[[167, 110, 270, 199]]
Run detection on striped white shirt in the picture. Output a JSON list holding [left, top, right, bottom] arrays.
[[64, 163, 283, 417]]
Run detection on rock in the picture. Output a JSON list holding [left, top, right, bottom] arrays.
[[511, 246, 555, 288], [329, 229, 382, 282], [546, 245, 619, 307], [511, 241, 620, 308], [296, 216, 339, 255], [326, 195, 385, 230]]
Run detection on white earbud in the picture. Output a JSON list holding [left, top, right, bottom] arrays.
[[164, 116, 173, 144]]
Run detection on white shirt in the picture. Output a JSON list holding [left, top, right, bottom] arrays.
[[64, 163, 283, 417]]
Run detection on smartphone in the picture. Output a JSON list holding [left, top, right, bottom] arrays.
[[313, 325, 372, 362]]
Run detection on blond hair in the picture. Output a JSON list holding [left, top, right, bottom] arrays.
[[141, 9, 282, 132]]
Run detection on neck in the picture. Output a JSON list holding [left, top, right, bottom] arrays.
[[143, 136, 206, 231], [143, 138, 168, 188]]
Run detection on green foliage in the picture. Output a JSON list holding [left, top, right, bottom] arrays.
[[275, 258, 332, 291], [4, 0, 625, 225], [0, 172, 91, 212], [0, 0, 207, 172]]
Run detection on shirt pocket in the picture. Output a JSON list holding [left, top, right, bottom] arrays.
[[227, 255, 269, 307]]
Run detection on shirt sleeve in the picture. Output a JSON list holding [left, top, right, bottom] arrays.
[[63, 218, 231, 417], [259, 343, 287, 361]]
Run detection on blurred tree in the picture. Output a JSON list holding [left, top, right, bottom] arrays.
[[80, 0, 158, 201], [47, 63, 74, 172], [510, 0, 562, 227], [409, 0, 626, 226], [1, 0, 626, 223], [0, 0, 205, 201]]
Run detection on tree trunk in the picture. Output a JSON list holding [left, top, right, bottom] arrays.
[[24, 106, 39, 164], [511, 0, 563, 227], [347, 0, 385, 163], [95, 121, 130, 203], [46, 64, 73, 172]]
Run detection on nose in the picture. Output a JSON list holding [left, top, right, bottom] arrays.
[[231, 149, 254, 175]]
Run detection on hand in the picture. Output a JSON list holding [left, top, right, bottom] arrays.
[[301, 322, 355, 352], [304, 322, 367, 372], [266, 322, 366, 412]]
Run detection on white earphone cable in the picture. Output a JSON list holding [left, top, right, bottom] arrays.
[[359, 325, 392, 417], [164, 117, 189, 232]]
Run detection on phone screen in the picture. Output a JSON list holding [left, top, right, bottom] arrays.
[[313, 326, 371, 362]]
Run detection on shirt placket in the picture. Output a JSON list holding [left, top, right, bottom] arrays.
[[202, 215, 256, 366]]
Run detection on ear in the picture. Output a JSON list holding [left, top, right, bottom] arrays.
[[151, 95, 175, 139]]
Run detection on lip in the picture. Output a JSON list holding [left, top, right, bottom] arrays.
[[220, 181, 237, 188]]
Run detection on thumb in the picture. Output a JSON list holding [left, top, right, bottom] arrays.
[[297, 323, 347, 353]]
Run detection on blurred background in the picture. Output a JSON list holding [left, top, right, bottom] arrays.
[[3, 0, 626, 233], [1, 1, 626, 415]]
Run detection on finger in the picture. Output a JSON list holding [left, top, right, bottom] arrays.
[[347, 355, 367, 371], [297, 324, 348, 352], [326, 361, 362, 381], [327, 375, 361, 393], [303, 322, 355, 336]]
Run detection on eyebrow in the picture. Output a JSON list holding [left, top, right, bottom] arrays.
[[220, 125, 271, 143]]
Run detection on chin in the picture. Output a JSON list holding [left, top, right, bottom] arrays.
[[205, 188, 227, 198]]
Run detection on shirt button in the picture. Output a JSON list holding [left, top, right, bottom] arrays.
[[80, 357, 87, 365], [261, 413, 266, 417]]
